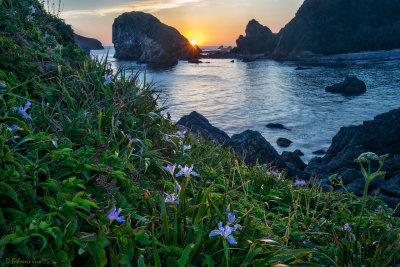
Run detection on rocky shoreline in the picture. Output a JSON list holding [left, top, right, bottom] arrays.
[[177, 109, 400, 210], [200, 48, 400, 64]]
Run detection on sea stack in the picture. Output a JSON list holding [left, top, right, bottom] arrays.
[[73, 33, 104, 52], [234, 19, 276, 54], [112, 11, 200, 65]]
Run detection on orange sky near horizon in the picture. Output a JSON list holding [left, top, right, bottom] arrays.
[[61, 0, 304, 46]]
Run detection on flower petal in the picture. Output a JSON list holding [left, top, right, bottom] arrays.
[[116, 217, 125, 222], [228, 213, 236, 224], [209, 230, 221, 237], [227, 235, 237, 244]]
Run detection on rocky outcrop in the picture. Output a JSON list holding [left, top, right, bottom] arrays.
[[266, 123, 290, 131], [305, 108, 400, 209], [235, 0, 400, 58], [177, 112, 315, 178], [275, 0, 400, 57], [177, 112, 291, 171], [228, 130, 285, 167], [112, 12, 200, 65], [177, 111, 230, 144], [73, 34, 103, 52], [325, 76, 367, 94], [277, 138, 292, 148], [281, 151, 307, 177], [313, 149, 326, 155], [233, 19, 276, 54]]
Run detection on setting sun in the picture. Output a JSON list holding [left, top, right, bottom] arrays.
[[191, 40, 197, 46]]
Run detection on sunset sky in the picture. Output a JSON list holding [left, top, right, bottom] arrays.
[[61, 0, 304, 46]]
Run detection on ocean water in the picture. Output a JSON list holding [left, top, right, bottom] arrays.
[[92, 47, 400, 162]]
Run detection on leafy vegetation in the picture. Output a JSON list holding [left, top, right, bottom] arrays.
[[0, 0, 399, 266]]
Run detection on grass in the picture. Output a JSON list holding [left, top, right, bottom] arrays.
[[0, 0, 400, 266]]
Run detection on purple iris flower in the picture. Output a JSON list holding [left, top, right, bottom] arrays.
[[294, 179, 307, 186], [176, 164, 199, 177], [209, 222, 239, 245], [163, 134, 171, 142], [343, 223, 351, 231], [108, 207, 124, 223], [10, 125, 18, 131], [126, 135, 137, 144], [13, 101, 31, 119], [163, 164, 176, 176], [103, 74, 114, 86], [28, 5, 36, 13], [164, 193, 179, 205], [226, 205, 237, 224], [175, 130, 186, 138], [174, 180, 181, 191]]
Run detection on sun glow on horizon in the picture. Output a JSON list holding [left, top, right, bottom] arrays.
[[191, 40, 197, 46]]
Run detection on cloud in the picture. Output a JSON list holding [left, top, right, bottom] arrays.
[[62, 0, 201, 19]]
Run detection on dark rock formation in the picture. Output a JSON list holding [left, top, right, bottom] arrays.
[[277, 137, 292, 148], [295, 66, 312, 70], [228, 130, 285, 167], [282, 152, 307, 170], [177, 112, 309, 177], [293, 149, 305, 156], [325, 76, 367, 94], [281, 151, 307, 177], [313, 149, 326, 155], [73, 33, 103, 52], [305, 108, 400, 209], [177, 111, 229, 144], [188, 59, 202, 64], [266, 123, 290, 131], [275, 0, 400, 57], [112, 12, 200, 65], [233, 19, 276, 54]]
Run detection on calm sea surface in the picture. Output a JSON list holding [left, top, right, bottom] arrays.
[[92, 47, 400, 161]]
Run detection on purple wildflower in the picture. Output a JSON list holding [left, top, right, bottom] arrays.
[[9, 125, 18, 131], [108, 207, 124, 223], [126, 135, 137, 145], [209, 222, 239, 245], [163, 164, 176, 176], [103, 74, 114, 86], [183, 145, 191, 151], [28, 5, 36, 13], [174, 180, 181, 191], [176, 164, 199, 177], [175, 130, 186, 138], [226, 205, 242, 228], [343, 223, 351, 231], [294, 179, 307, 186], [26, 14, 34, 21], [13, 101, 31, 119], [164, 193, 179, 205], [163, 134, 171, 142]]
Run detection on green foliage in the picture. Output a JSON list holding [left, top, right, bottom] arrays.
[[0, 0, 399, 266]]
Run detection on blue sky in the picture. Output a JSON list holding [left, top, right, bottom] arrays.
[[60, 0, 304, 46]]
